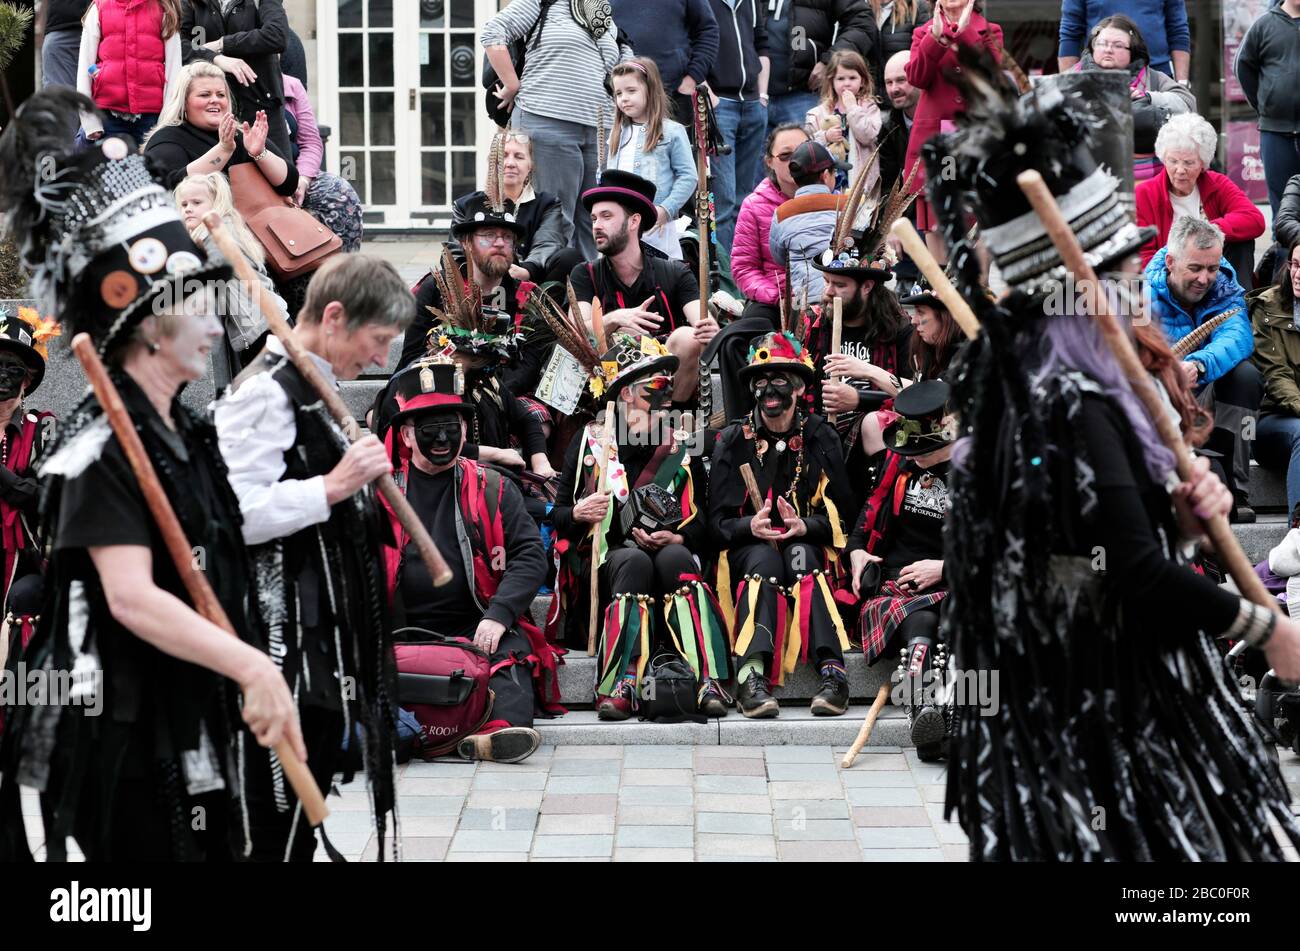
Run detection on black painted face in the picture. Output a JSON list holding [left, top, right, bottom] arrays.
[[0, 358, 28, 402], [751, 371, 796, 417], [414, 413, 464, 467]]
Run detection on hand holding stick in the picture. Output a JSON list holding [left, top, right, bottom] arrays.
[[890, 218, 980, 342], [72, 334, 329, 826], [202, 212, 452, 586], [588, 403, 616, 655], [739, 463, 779, 551], [1014, 171, 1278, 613], [827, 295, 844, 424]]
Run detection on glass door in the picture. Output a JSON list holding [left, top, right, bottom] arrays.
[[413, 0, 483, 220], [333, 0, 399, 219]]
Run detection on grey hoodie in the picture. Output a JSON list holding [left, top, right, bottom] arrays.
[[1235, 6, 1300, 134]]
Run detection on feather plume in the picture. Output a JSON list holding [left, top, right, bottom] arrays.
[[830, 148, 876, 255], [486, 129, 507, 212], [860, 162, 920, 260], [528, 288, 600, 374]]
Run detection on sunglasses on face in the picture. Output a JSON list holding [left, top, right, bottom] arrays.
[[415, 419, 462, 440]]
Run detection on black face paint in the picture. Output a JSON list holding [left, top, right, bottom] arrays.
[[751, 373, 795, 417], [0, 361, 28, 401], [414, 415, 463, 466]]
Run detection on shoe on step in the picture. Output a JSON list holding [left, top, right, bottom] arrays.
[[699, 678, 731, 718], [810, 665, 849, 717], [457, 726, 541, 764], [736, 671, 779, 718]]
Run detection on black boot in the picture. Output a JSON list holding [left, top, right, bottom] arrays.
[[810, 662, 849, 716], [736, 670, 779, 718]]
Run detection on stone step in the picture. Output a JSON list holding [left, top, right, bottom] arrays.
[[1249, 461, 1287, 513], [1232, 514, 1289, 565], [340, 378, 386, 426], [535, 706, 910, 747]]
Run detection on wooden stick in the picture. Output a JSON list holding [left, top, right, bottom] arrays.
[[827, 295, 843, 424], [71, 334, 330, 827], [890, 218, 981, 342], [739, 463, 779, 551], [841, 682, 891, 768], [588, 402, 616, 656], [202, 212, 453, 586], [1015, 171, 1279, 613]]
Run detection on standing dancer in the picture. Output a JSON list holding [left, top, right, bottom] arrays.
[[215, 254, 413, 861], [0, 90, 301, 861], [932, 50, 1300, 860]]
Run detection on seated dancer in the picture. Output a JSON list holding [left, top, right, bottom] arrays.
[[378, 248, 555, 483], [931, 51, 1300, 860], [400, 194, 556, 401], [810, 175, 917, 497], [567, 170, 718, 405], [374, 358, 564, 763], [0, 92, 300, 861], [216, 254, 410, 862], [708, 332, 855, 718], [550, 335, 728, 719], [847, 381, 955, 762], [0, 314, 57, 668]]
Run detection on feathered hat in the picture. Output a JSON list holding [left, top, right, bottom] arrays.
[[921, 46, 1153, 293], [812, 151, 919, 282], [0, 89, 231, 355], [421, 246, 521, 365], [739, 331, 816, 387]]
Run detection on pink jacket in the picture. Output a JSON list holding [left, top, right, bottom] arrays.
[[282, 75, 324, 180], [732, 177, 789, 305]]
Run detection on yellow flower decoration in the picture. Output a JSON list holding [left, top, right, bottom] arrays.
[[589, 376, 606, 398], [17, 308, 62, 360]]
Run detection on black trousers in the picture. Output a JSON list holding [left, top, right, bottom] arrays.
[[1201, 360, 1264, 502], [489, 628, 536, 729], [243, 706, 343, 862], [600, 544, 698, 666], [728, 542, 844, 667]]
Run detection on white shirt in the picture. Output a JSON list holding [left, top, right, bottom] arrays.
[[214, 336, 335, 546], [1169, 185, 1203, 225]]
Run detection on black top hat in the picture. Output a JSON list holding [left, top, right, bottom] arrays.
[[0, 91, 231, 356], [376, 356, 476, 437], [882, 380, 954, 457], [737, 331, 817, 387], [582, 169, 659, 229], [811, 234, 893, 282], [788, 140, 850, 181], [922, 48, 1155, 293], [450, 193, 527, 241], [0, 313, 48, 393]]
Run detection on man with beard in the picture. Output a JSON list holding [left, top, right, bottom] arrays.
[[398, 195, 555, 400], [568, 170, 719, 405], [374, 357, 561, 763], [878, 50, 922, 284], [708, 332, 855, 718], [810, 235, 913, 503]]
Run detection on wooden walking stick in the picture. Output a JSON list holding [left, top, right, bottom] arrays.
[[826, 295, 843, 424], [71, 334, 330, 827], [588, 402, 617, 655], [890, 218, 980, 342], [1015, 170, 1279, 613], [202, 212, 453, 586], [841, 681, 892, 768]]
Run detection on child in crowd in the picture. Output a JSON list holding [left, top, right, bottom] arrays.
[[606, 57, 697, 261], [77, 0, 182, 146], [805, 50, 882, 206], [174, 172, 288, 388]]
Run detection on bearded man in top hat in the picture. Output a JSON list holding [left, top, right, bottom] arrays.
[[0, 90, 301, 861], [550, 334, 728, 719], [931, 50, 1300, 861], [708, 331, 855, 719], [567, 170, 719, 405], [374, 357, 563, 764]]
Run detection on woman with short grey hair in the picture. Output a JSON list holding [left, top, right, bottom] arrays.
[[1135, 112, 1265, 267], [482, 0, 632, 261]]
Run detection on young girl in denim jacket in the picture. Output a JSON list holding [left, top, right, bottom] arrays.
[[607, 57, 697, 261]]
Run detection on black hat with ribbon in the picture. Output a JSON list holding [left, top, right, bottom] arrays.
[[581, 169, 659, 229], [881, 380, 955, 457]]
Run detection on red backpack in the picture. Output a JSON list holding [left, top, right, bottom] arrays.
[[393, 629, 493, 758]]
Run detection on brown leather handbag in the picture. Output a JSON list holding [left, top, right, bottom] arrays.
[[228, 161, 342, 279]]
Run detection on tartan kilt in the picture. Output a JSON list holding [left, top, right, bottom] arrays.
[[858, 580, 948, 665]]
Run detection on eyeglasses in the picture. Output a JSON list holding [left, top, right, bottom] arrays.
[[472, 231, 517, 247], [504, 132, 531, 144], [1094, 40, 1130, 51], [773, 151, 796, 162]]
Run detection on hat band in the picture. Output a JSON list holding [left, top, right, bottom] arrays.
[[981, 167, 1118, 258], [587, 186, 654, 211]]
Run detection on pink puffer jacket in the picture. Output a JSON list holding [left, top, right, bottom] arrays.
[[732, 177, 788, 305]]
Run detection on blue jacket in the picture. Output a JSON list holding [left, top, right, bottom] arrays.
[[1145, 248, 1251, 385], [613, 120, 698, 219], [611, 0, 719, 91], [1057, 0, 1190, 73]]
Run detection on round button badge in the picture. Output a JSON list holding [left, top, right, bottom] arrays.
[[100, 270, 139, 308], [128, 237, 168, 275], [100, 138, 128, 160], [165, 251, 202, 276]]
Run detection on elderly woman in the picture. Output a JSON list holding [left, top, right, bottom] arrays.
[[446, 129, 578, 286], [1069, 14, 1194, 182], [1251, 238, 1300, 515], [0, 92, 300, 861], [1136, 113, 1266, 268]]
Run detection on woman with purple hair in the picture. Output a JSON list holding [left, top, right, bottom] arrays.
[[926, 50, 1300, 862]]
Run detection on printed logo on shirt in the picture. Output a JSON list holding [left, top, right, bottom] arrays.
[[902, 472, 949, 520]]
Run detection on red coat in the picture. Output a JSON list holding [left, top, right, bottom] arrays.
[[903, 12, 1003, 193], [92, 0, 167, 115], [1135, 168, 1267, 266]]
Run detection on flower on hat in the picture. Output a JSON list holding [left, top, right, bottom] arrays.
[[17, 307, 61, 360]]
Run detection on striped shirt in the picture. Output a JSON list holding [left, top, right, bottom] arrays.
[[481, 0, 630, 128]]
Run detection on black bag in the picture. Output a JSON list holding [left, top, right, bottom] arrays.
[[638, 653, 705, 723], [481, 0, 559, 126]]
